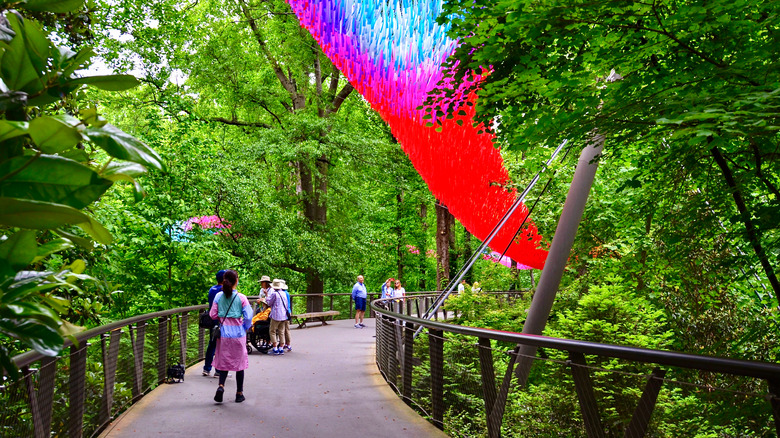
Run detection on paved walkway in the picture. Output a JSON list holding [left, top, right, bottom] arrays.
[[100, 318, 445, 438]]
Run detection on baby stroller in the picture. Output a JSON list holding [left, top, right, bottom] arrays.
[[247, 313, 272, 354]]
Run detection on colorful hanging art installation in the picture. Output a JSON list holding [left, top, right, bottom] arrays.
[[286, 0, 548, 269]]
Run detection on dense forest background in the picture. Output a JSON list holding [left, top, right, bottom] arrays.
[[1, 0, 779, 434]]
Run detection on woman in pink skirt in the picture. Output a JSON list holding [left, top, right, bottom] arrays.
[[209, 270, 253, 403]]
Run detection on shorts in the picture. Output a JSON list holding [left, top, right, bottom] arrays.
[[354, 296, 367, 311]]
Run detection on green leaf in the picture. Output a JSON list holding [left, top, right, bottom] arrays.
[[33, 238, 74, 262], [0, 154, 112, 209], [54, 228, 92, 250], [0, 14, 42, 91], [84, 124, 166, 171], [68, 74, 140, 91], [0, 320, 63, 356], [28, 115, 83, 153], [0, 230, 37, 269], [100, 161, 148, 182], [21, 0, 85, 13], [0, 197, 112, 244], [0, 120, 28, 141]]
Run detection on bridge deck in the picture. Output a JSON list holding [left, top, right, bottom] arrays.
[[100, 318, 445, 438]]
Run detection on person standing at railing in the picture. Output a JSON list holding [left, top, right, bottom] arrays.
[[457, 279, 467, 294], [280, 279, 292, 353], [352, 274, 367, 328], [203, 269, 225, 377], [209, 270, 253, 403], [267, 278, 289, 355], [381, 278, 395, 299], [393, 279, 406, 302]]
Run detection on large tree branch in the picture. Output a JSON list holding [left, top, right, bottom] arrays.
[[210, 116, 271, 128], [711, 144, 780, 307], [236, 0, 301, 105], [273, 263, 307, 274], [328, 82, 354, 115]]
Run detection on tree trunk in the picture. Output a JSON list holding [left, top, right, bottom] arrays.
[[711, 146, 780, 307], [396, 192, 404, 281], [436, 201, 455, 291], [306, 268, 324, 312], [463, 229, 473, 284]]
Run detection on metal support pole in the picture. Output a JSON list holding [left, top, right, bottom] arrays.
[[429, 328, 445, 430], [514, 138, 604, 386]]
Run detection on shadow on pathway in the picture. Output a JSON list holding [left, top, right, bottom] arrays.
[[100, 318, 445, 438]]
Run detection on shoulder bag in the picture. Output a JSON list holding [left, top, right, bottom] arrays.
[[214, 293, 238, 340]]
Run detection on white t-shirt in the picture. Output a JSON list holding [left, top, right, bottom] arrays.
[[394, 287, 406, 299], [457, 283, 465, 292]]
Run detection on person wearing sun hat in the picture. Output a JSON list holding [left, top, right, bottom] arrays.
[[280, 279, 293, 353], [266, 278, 289, 355], [255, 275, 272, 312]]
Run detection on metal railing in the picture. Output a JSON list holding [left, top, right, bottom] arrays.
[[5, 305, 208, 438], [372, 294, 780, 437]]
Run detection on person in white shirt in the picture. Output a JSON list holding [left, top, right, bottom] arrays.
[[457, 279, 466, 293], [393, 279, 406, 301]]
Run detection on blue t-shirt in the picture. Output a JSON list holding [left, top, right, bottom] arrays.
[[207, 284, 222, 322]]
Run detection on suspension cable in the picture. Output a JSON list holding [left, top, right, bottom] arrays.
[[415, 139, 570, 337]]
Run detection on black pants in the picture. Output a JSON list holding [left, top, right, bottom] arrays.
[[218, 370, 244, 393]]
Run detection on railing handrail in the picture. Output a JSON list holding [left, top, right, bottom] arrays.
[[370, 297, 780, 381], [10, 290, 523, 369], [12, 304, 207, 369]]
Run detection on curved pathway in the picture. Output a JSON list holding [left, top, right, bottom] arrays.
[[100, 318, 445, 438]]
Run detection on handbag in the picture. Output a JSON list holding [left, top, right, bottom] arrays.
[[198, 310, 214, 329], [281, 291, 291, 320], [215, 293, 239, 340]]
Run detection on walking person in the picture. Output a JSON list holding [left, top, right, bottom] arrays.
[[280, 279, 292, 353], [266, 279, 289, 355], [209, 270, 253, 403], [203, 270, 225, 377], [352, 275, 367, 328]]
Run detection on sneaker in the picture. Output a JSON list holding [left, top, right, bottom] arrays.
[[235, 393, 246, 403], [214, 387, 224, 403], [284, 345, 292, 352], [358, 323, 366, 328], [272, 348, 280, 355], [277, 349, 284, 355], [354, 324, 361, 328], [202, 370, 210, 377]]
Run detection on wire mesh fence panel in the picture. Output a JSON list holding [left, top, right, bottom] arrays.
[[0, 372, 34, 437], [112, 329, 137, 424], [186, 310, 203, 365], [81, 341, 107, 438]]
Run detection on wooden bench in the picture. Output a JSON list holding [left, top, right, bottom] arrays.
[[291, 310, 340, 329]]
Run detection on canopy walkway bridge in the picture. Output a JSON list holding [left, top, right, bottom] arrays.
[[4, 292, 780, 437]]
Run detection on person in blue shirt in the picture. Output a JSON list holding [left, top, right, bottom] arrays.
[[203, 269, 225, 376], [351, 275, 367, 328]]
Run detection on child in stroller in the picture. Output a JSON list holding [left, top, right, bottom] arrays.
[[247, 298, 272, 354]]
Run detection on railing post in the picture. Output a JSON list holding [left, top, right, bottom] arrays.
[[402, 322, 415, 405], [429, 328, 445, 430], [130, 323, 146, 401], [157, 317, 169, 383], [68, 344, 88, 438], [477, 338, 500, 438], [624, 368, 666, 438], [569, 352, 606, 438], [100, 330, 122, 428], [179, 313, 188, 365], [23, 357, 57, 438], [769, 379, 780, 436]]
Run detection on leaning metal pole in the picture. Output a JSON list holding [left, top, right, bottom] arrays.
[[515, 136, 604, 385]]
